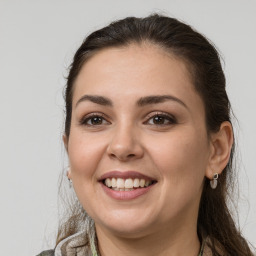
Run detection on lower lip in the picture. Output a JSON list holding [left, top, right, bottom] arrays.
[[100, 183, 155, 200]]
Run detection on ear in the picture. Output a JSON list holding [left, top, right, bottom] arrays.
[[205, 121, 233, 179], [63, 134, 68, 152], [63, 134, 71, 178]]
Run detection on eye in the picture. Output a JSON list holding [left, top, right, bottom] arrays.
[[146, 112, 176, 126], [80, 113, 110, 126]]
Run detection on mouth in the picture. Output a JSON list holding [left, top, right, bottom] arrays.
[[102, 177, 157, 191], [99, 170, 157, 193]]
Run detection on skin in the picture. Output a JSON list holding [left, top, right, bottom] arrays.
[[64, 43, 233, 256]]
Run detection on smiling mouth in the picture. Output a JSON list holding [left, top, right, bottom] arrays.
[[102, 177, 157, 191]]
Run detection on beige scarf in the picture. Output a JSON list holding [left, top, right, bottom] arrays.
[[55, 231, 221, 256]]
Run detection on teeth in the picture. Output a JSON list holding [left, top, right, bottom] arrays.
[[111, 178, 117, 188], [139, 179, 145, 187], [116, 178, 125, 188], [124, 178, 133, 188], [104, 178, 154, 189], [105, 178, 112, 187], [134, 178, 140, 188]]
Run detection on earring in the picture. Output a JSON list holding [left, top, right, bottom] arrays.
[[68, 178, 73, 188], [66, 167, 72, 188], [210, 173, 218, 189]]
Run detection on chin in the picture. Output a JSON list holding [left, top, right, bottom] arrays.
[[94, 209, 155, 237], [98, 221, 152, 239]]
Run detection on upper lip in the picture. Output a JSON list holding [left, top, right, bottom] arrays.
[[99, 171, 156, 181]]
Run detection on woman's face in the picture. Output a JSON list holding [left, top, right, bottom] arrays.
[[65, 44, 212, 237]]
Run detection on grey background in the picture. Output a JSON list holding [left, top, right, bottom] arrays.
[[0, 0, 255, 255]]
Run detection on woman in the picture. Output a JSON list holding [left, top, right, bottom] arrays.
[[38, 14, 254, 255]]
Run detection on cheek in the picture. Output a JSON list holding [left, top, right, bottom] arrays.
[[148, 129, 209, 188], [146, 130, 209, 220], [67, 131, 108, 214], [68, 131, 106, 180]]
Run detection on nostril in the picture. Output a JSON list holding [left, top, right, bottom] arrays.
[[127, 154, 136, 158], [109, 153, 136, 161], [107, 138, 144, 161]]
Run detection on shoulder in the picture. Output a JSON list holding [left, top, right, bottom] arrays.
[[37, 231, 92, 256], [36, 250, 55, 256], [55, 231, 92, 256]]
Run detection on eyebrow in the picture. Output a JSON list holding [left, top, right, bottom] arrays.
[[137, 95, 188, 109], [76, 95, 113, 107], [75, 94, 188, 109]]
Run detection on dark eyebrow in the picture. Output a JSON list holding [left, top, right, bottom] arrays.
[[137, 95, 188, 109], [75, 94, 187, 109], [75, 95, 113, 108]]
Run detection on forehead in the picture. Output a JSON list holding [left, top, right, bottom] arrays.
[[73, 44, 202, 110]]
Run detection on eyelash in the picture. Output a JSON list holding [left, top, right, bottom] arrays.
[[145, 112, 177, 126], [80, 112, 177, 127], [80, 113, 109, 126]]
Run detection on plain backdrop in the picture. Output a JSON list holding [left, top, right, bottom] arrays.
[[0, 1, 255, 255]]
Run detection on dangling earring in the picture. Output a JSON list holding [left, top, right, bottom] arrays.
[[210, 173, 219, 189], [68, 178, 73, 188], [66, 167, 72, 188]]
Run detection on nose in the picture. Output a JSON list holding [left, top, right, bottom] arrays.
[[106, 124, 144, 162]]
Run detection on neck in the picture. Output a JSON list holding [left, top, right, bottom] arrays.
[[95, 221, 201, 256]]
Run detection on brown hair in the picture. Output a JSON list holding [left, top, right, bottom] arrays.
[[58, 14, 254, 255]]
